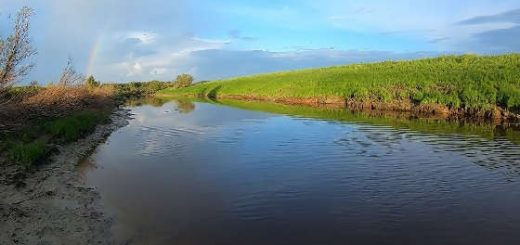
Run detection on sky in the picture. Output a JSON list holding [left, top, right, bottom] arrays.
[[1, 0, 520, 83]]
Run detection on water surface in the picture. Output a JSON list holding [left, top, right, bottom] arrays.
[[81, 99, 520, 245]]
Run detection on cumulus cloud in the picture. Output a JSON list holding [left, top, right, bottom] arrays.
[[93, 34, 230, 81]]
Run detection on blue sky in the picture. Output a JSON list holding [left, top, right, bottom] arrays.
[[1, 0, 520, 83]]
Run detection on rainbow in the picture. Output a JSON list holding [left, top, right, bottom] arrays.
[[85, 35, 102, 77]]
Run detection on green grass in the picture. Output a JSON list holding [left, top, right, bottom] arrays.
[[6, 140, 49, 166], [160, 54, 520, 112], [44, 110, 110, 142], [113, 80, 172, 100], [1, 110, 110, 166]]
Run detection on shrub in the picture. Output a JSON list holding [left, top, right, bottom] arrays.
[[85, 75, 100, 88], [173, 74, 194, 88]]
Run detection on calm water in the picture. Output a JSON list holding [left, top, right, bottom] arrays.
[[80, 99, 520, 245]]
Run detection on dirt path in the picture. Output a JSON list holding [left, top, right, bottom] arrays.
[[0, 108, 132, 245]]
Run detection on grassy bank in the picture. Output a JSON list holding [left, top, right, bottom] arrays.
[[1, 110, 110, 167], [0, 80, 170, 168], [0, 85, 117, 168], [159, 54, 520, 120]]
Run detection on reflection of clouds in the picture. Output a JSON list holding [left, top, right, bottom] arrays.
[[126, 101, 275, 157]]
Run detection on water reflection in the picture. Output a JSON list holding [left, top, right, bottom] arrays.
[[173, 99, 195, 114], [81, 98, 520, 245]]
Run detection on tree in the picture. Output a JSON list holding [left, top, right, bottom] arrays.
[[58, 57, 83, 87], [173, 74, 193, 88], [0, 7, 36, 91], [85, 75, 100, 88]]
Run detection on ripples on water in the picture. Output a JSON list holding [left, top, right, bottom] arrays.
[[80, 100, 520, 245]]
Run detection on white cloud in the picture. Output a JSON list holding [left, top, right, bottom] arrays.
[[93, 35, 230, 81], [123, 32, 158, 45]]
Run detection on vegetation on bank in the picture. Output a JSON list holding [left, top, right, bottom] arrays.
[[112, 80, 171, 99], [160, 54, 520, 117], [0, 75, 188, 168], [112, 74, 193, 100], [1, 110, 110, 167], [0, 79, 183, 167], [0, 6, 189, 170]]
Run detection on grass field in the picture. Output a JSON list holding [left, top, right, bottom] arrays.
[[159, 54, 520, 115]]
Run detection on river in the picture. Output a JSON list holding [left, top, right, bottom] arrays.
[[79, 98, 520, 245]]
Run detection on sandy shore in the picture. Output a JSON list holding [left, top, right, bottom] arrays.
[[0, 108, 132, 245]]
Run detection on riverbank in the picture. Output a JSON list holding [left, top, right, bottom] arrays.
[[0, 108, 131, 245], [158, 54, 520, 121], [0, 80, 172, 244]]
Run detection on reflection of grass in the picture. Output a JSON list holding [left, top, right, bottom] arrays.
[[173, 99, 195, 114], [124, 96, 172, 107], [210, 99, 520, 145], [126, 96, 196, 114], [160, 54, 520, 113]]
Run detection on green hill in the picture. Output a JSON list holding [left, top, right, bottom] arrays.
[[159, 54, 520, 119]]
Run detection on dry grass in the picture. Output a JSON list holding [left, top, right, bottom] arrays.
[[0, 85, 115, 133]]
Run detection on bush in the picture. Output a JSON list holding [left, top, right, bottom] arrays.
[[173, 74, 193, 88], [85, 75, 100, 88]]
